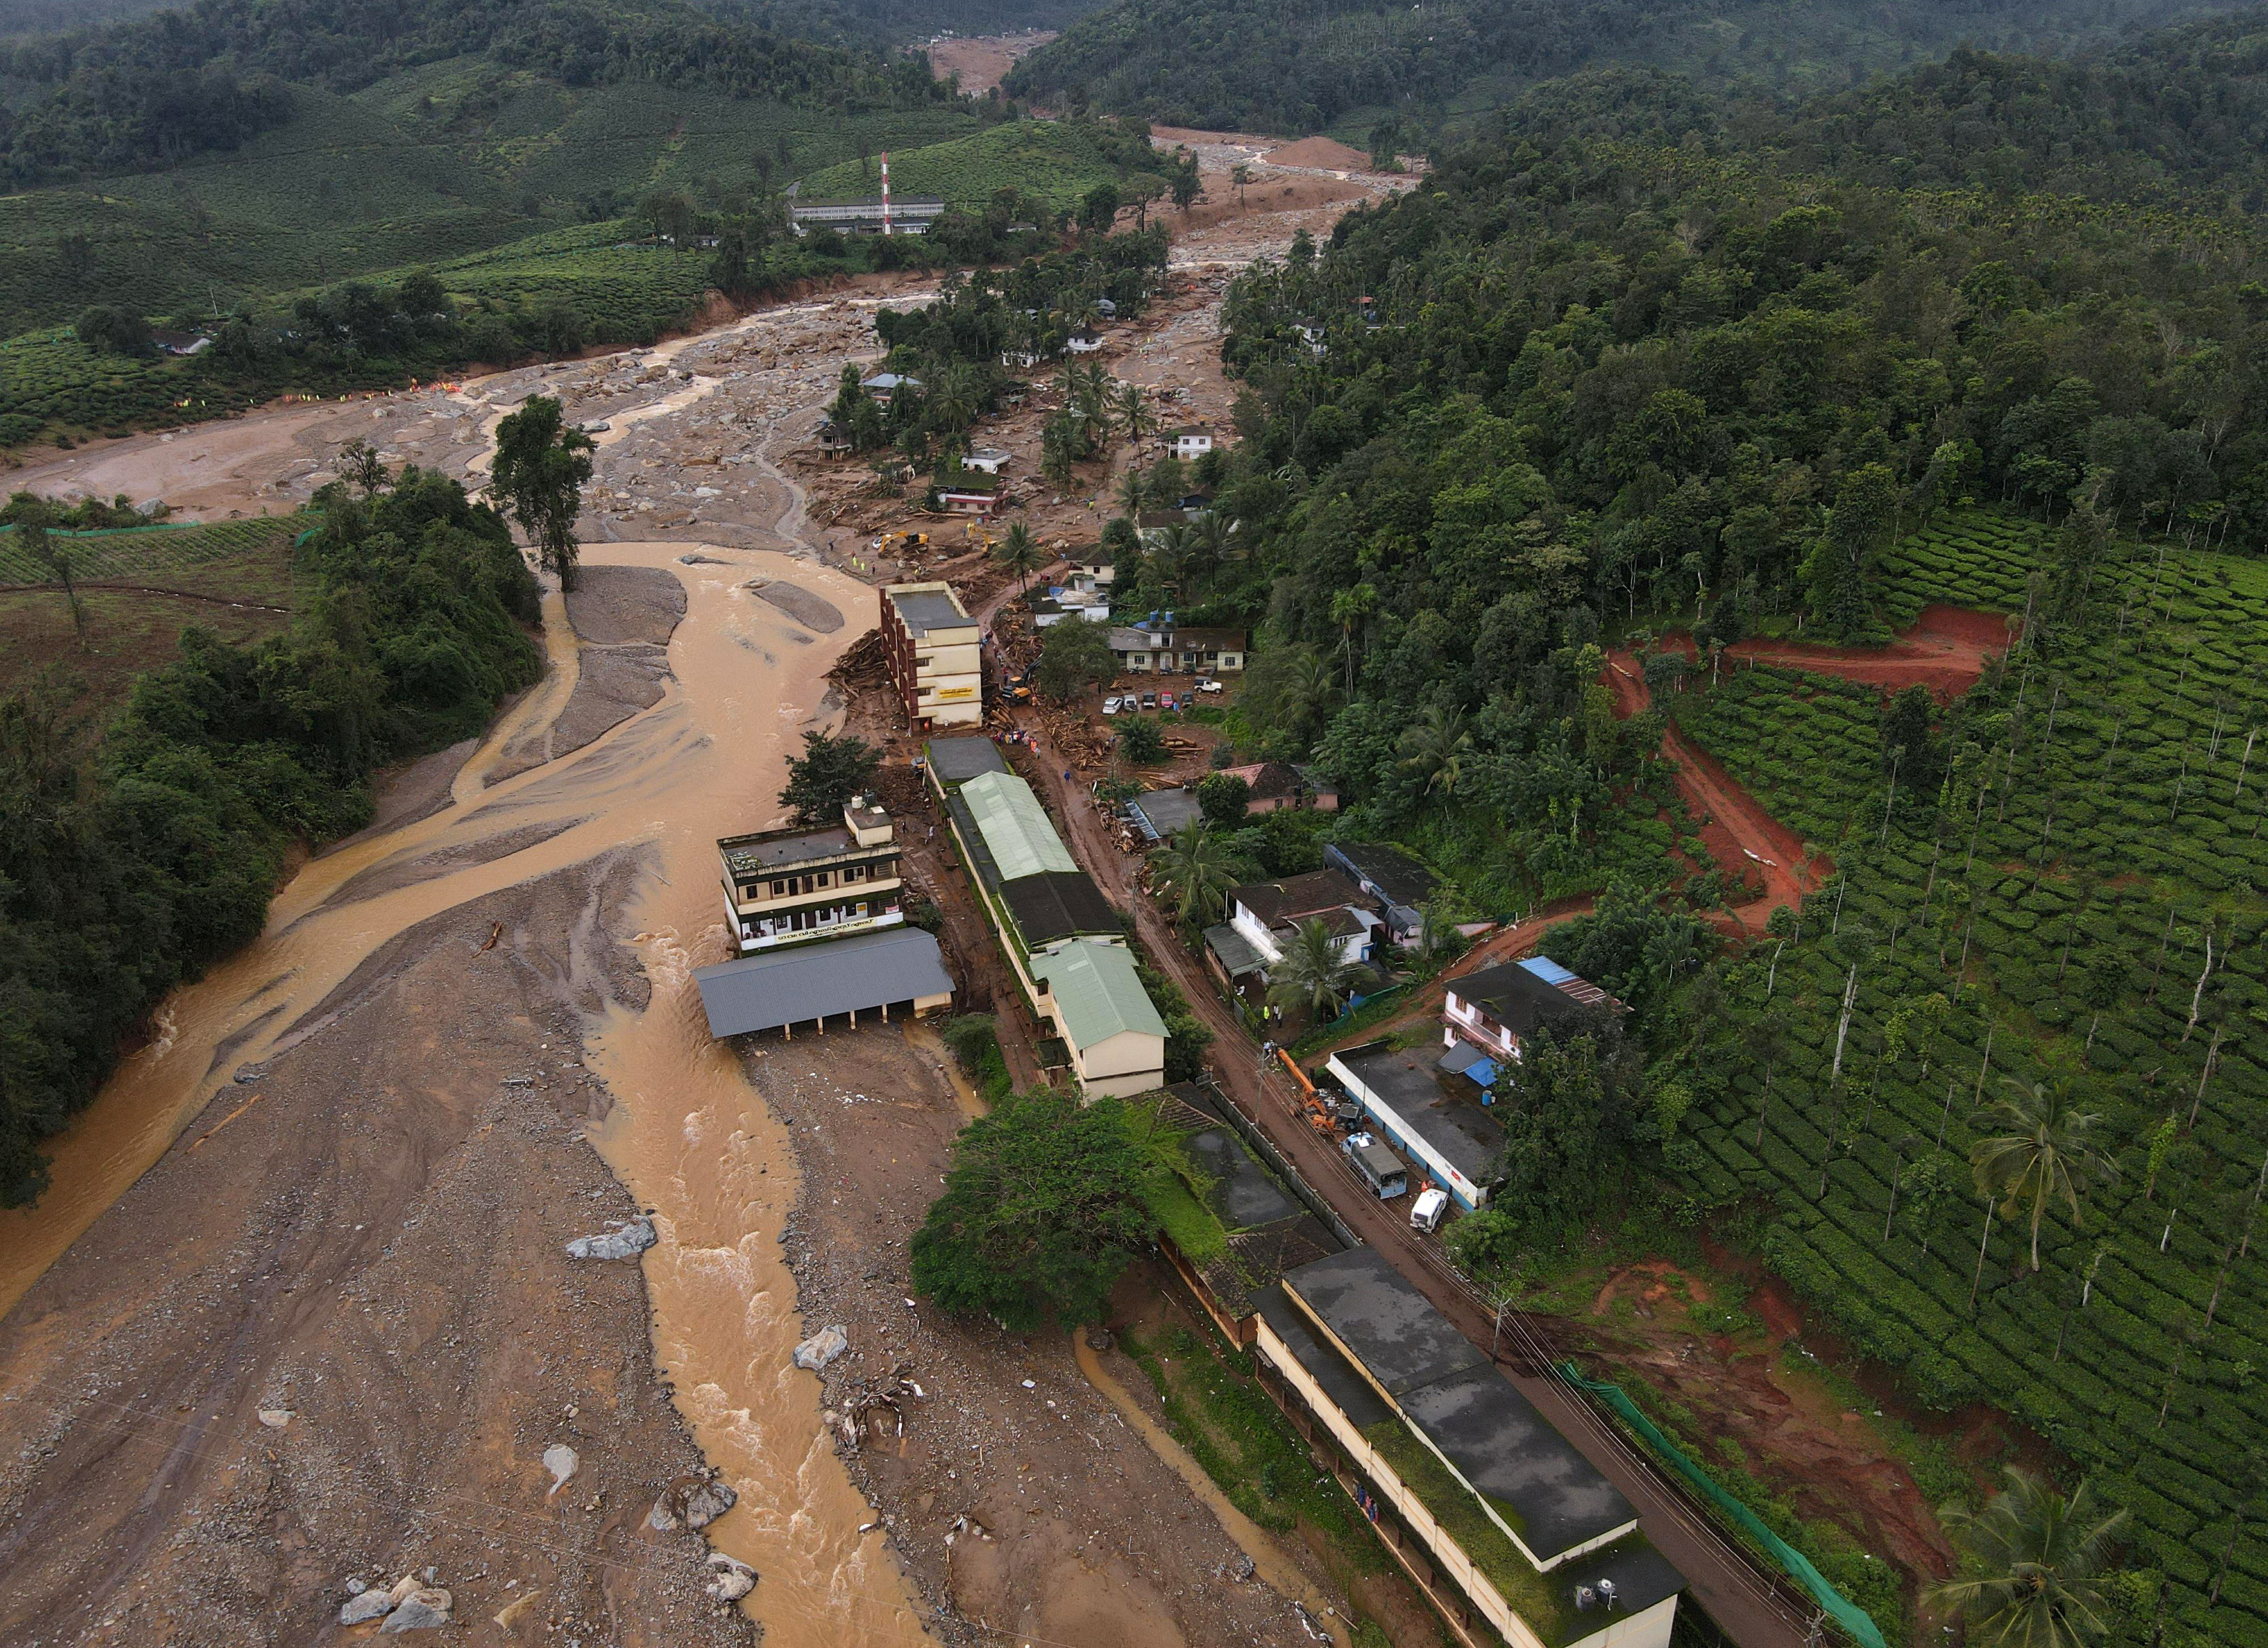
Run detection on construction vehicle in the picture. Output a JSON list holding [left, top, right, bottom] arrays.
[[962, 522, 993, 552], [876, 530, 929, 555]]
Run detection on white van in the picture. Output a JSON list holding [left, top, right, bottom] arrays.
[[1408, 1186, 1449, 1234]]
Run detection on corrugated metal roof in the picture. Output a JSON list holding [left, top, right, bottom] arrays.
[[691, 929, 952, 1037], [1030, 939, 1166, 1051], [959, 770, 1078, 882]]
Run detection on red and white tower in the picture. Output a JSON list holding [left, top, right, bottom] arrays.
[[881, 152, 892, 237]]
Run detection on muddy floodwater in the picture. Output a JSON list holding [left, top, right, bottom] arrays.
[[0, 357, 924, 1640]]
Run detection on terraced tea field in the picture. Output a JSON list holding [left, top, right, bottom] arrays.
[[1670, 509, 2268, 1647]]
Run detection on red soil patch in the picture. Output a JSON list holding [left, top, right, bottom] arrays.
[[924, 31, 1055, 96], [1607, 654, 1832, 935], [1263, 135, 1376, 171], [1662, 603, 2012, 704]]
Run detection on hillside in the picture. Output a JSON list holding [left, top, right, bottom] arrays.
[[1004, 0, 2253, 139], [797, 115, 1160, 210], [1118, 40, 2268, 1633]]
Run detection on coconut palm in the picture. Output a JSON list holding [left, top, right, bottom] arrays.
[[1970, 1078, 2112, 1271], [1926, 1468, 2130, 1648], [1267, 917, 1366, 1026], [1152, 522, 1194, 600], [1188, 512, 1237, 587], [1150, 824, 1237, 926], [1284, 646, 1340, 734], [1115, 467, 1148, 521], [1398, 704, 1474, 797], [1114, 380, 1154, 446], [992, 522, 1045, 593]]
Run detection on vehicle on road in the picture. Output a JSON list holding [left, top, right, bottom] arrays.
[[1140, 690, 1158, 710], [1102, 696, 1123, 715], [1341, 1131, 1408, 1200], [1158, 691, 1177, 711], [1193, 676, 1224, 694], [1409, 1185, 1449, 1232]]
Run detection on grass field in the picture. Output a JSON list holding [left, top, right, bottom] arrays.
[[1667, 507, 2268, 1647], [0, 516, 306, 715], [0, 66, 979, 340], [798, 118, 1143, 210]]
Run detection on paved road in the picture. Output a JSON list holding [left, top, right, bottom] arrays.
[[998, 709, 1820, 1648]]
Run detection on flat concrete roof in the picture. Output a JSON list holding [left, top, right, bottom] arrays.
[[1328, 841, 1438, 908], [1331, 1041, 1505, 1186], [1126, 785, 1202, 841], [1399, 1366, 1637, 1562], [887, 586, 973, 636], [1284, 1247, 1489, 1399], [925, 735, 1009, 787], [692, 928, 951, 1037], [718, 823, 859, 874]]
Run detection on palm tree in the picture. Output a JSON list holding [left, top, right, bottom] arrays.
[[1188, 512, 1237, 587], [1267, 917, 1366, 1027], [1970, 1078, 2112, 1271], [1040, 413, 1080, 488], [1115, 467, 1148, 521], [1284, 647, 1340, 738], [1153, 523, 1194, 600], [1926, 1468, 2130, 1648], [1114, 380, 1154, 446], [1398, 704, 1474, 797], [992, 522, 1045, 592], [1150, 824, 1237, 927]]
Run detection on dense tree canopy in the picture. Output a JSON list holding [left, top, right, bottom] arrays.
[[0, 465, 538, 1203]]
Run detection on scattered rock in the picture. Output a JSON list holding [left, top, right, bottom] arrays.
[[345, 1578, 369, 1596], [705, 1553, 757, 1603], [379, 1590, 452, 1633], [649, 1474, 738, 1531], [387, 1575, 425, 1605], [543, 1444, 579, 1497], [792, 1325, 849, 1372], [1084, 1325, 1115, 1352], [257, 1408, 295, 1429], [565, 1217, 656, 1260], [339, 1591, 395, 1625]]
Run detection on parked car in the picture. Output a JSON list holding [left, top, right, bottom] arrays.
[[1408, 1186, 1449, 1233], [1102, 696, 1123, 715], [1140, 690, 1158, 711], [1194, 676, 1224, 694], [1158, 691, 1177, 711], [1341, 1131, 1408, 1200]]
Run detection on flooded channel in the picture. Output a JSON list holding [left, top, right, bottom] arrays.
[[0, 313, 928, 1641]]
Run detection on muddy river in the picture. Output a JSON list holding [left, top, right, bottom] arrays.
[[0, 315, 928, 1642]]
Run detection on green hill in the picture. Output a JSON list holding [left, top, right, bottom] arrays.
[[1005, 0, 2254, 139], [797, 117, 1154, 210]]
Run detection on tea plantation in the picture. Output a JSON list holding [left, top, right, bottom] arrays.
[[0, 516, 305, 588], [798, 118, 1143, 210], [1671, 509, 2268, 1647]]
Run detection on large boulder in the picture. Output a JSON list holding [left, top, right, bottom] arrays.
[[705, 1553, 757, 1603], [339, 1591, 395, 1625], [792, 1325, 848, 1372], [378, 1589, 452, 1632], [565, 1217, 655, 1261], [648, 1474, 738, 1532]]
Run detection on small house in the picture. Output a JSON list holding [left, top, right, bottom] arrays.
[[1167, 425, 1213, 461], [1066, 327, 1105, 355], [816, 419, 853, 456], [936, 485, 1000, 518], [860, 371, 921, 405], [1211, 761, 1338, 815], [1324, 842, 1438, 942], [1441, 955, 1620, 1075], [1108, 619, 1246, 675], [962, 448, 1013, 476]]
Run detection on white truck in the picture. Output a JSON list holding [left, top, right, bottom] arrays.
[[1408, 1185, 1449, 1234]]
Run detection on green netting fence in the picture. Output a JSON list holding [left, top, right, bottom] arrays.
[[1556, 1361, 1888, 1648]]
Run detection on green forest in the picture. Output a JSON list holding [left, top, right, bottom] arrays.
[[1007, 0, 2254, 139], [1013, 21, 2268, 1641], [0, 468, 540, 1205]]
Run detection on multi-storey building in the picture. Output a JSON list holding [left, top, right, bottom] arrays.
[[880, 582, 983, 730], [716, 795, 903, 954]]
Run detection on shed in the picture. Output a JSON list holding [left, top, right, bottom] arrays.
[[692, 927, 954, 1037]]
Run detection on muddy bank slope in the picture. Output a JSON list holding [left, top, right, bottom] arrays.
[[0, 853, 750, 1648]]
